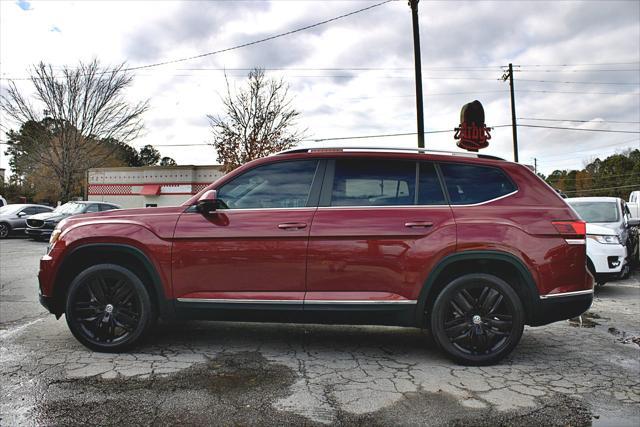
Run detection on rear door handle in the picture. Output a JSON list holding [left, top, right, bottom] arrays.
[[278, 222, 307, 230], [405, 221, 434, 228]]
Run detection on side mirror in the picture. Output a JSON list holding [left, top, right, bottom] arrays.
[[17, 212, 27, 218], [628, 218, 640, 227], [197, 190, 221, 215]]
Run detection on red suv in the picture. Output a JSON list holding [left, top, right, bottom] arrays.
[[38, 148, 593, 365]]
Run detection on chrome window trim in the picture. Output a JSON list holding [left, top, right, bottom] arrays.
[[539, 289, 594, 300], [450, 190, 519, 207], [176, 298, 417, 305]]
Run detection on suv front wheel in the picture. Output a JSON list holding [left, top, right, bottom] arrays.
[[65, 264, 155, 352], [430, 273, 525, 366]]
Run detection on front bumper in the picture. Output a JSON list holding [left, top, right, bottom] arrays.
[[588, 239, 626, 274], [39, 293, 55, 313], [25, 228, 53, 238]]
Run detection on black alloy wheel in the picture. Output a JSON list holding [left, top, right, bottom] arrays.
[[0, 223, 10, 238], [65, 264, 155, 352], [431, 273, 525, 365]]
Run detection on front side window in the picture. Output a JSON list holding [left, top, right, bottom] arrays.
[[20, 207, 37, 215], [85, 204, 100, 213], [331, 159, 416, 206], [218, 160, 319, 209], [440, 163, 517, 205]]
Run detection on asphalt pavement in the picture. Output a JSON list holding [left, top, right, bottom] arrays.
[[1, 238, 639, 426]]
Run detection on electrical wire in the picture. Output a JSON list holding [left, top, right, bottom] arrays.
[[519, 118, 640, 124], [517, 124, 640, 134], [563, 184, 640, 194]]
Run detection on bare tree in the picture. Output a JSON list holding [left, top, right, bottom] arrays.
[[1, 60, 148, 201], [208, 69, 305, 172]]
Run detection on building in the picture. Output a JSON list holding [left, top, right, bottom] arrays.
[[88, 165, 225, 209]]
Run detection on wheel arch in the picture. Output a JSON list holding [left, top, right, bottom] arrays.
[[416, 250, 540, 327], [51, 243, 173, 319]]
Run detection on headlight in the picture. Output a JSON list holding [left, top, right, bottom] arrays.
[[49, 228, 62, 245], [588, 234, 620, 245]]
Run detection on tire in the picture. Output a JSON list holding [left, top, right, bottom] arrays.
[[65, 264, 155, 352], [0, 222, 10, 238], [430, 273, 525, 366]]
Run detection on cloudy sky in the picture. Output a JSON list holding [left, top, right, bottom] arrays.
[[1, 0, 639, 175]]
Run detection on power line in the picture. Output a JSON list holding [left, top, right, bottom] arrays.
[[0, 0, 394, 81], [517, 79, 639, 85], [516, 89, 639, 95], [518, 124, 640, 134], [144, 125, 513, 147], [516, 69, 640, 73], [519, 117, 640, 125], [109, 0, 396, 73], [563, 184, 640, 194], [515, 61, 640, 67], [548, 172, 640, 182]]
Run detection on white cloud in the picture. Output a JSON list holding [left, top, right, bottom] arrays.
[[1, 0, 638, 175]]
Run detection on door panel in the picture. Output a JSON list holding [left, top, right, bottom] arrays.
[[172, 208, 315, 299], [306, 207, 456, 301], [306, 159, 456, 302], [171, 159, 323, 301]]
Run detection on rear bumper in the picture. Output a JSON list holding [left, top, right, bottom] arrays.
[[530, 289, 593, 326]]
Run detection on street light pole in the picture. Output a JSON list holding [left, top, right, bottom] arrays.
[[409, 0, 425, 148]]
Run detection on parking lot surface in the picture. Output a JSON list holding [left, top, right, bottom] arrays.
[[1, 238, 639, 426]]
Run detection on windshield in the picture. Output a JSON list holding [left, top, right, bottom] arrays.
[[568, 201, 620, 223], [54, 202, 86, 215], [0, 205, 22, 216]]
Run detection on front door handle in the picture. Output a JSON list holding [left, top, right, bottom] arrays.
[[405, 221, 434, 228], [278, 222, 307, 230]]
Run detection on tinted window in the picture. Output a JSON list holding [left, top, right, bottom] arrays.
[[36, 207, 52, 213], [440, 163, 516, 205], [85, 204, 100, 213], [21, 207, 37, 215], [218, 160, 318, 209], [418, 163, 446, 205], [331, 159, 415, 206], [99, 204, 117, 211]]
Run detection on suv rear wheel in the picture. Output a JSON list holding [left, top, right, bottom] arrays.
[[430, 273, 525, 365], [65, 264, 155, 352]]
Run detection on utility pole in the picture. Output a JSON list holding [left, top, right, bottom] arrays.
[[502, 63, 518, 162], [409, 0, 425, 148]]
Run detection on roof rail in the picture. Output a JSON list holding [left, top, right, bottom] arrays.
[[275, 146, 505, 161]]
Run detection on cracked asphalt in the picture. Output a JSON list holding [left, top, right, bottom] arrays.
[[1, 239, 639, 426]]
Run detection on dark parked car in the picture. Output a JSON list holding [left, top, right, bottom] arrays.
[[26, 201, 120, 241], [38, 147, 592, 365], [0, 204, 54, 238]]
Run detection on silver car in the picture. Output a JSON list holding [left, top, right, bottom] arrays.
[[0, 204, 54, 238], [567, 197, 640, 274]]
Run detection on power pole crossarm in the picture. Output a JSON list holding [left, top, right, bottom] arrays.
[[409, 0, 425, 148], [502, 63, 519, 162]]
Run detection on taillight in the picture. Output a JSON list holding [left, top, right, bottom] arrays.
[[552, 220, 586, 244]]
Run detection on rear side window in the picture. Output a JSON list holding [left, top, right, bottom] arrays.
[[85, 204, 100, 213], [440, 163, 516, 205], [99, 204, 117, 211], [331, 159, 415, 206], [418, 163, 446, 205]]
